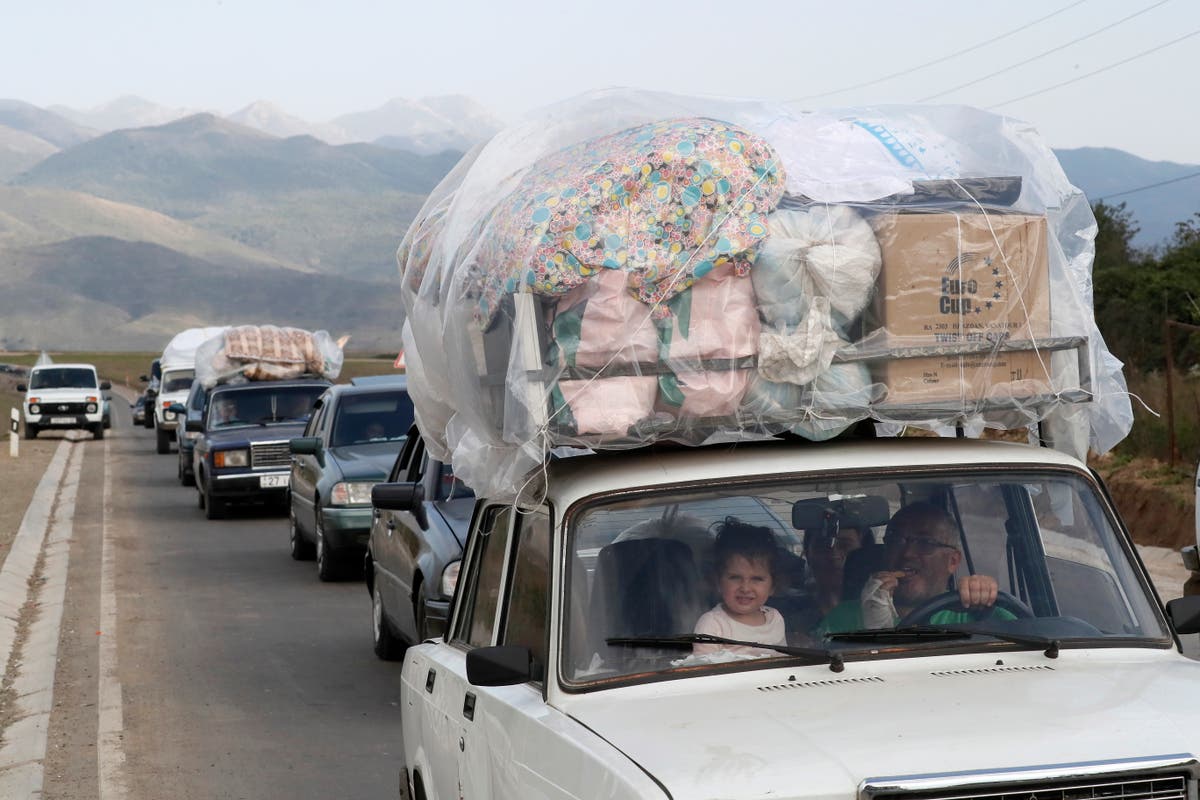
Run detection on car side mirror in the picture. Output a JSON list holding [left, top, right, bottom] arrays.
[[290, 436, 324, 466], [100, 380, 112, 391], [466, 645, 540, 686], [185, 419, 203, 433], [140, 375, 149, 382], [1166, 596, 1200, 635], [168, 403, 186, 414], [372, 482, 428, 529], [16, 384, 26, 392]]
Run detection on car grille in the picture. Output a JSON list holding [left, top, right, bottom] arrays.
[[865, 772, 1189, 800], [251, 441, 291, 469], [37, 402, 89, 414]]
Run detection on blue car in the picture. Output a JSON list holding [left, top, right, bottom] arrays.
[[190, 378, 331, 519], [287, 376, 414, 581]]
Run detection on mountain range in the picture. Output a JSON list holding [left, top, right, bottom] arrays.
[[0, 95, 1196, 352]]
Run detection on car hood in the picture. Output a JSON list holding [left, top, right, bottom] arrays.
[[326, 443, 400, 481], [27, 387, 99, 400], [205, 421, 308, 448], [433, 497, 474, 547], [559, 649, 1200, 799]]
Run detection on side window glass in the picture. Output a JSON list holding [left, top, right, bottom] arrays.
[[454, 507, 513, 649], [406, 450, 428, 483], [502, 508, 551, 675], [303, 403, 325, 437]]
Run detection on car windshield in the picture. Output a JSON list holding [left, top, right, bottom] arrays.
[[329, 390, 414, 447], [161, 369, 194, 393], [562, 470, 1170, 687], [208, 385, 327, 429], [30, 367, 97, 390]]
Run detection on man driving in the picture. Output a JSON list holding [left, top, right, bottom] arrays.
[[818, 501, 1010, 634], [214, 397, 239, 425]]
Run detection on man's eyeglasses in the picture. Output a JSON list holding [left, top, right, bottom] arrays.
[[884, 535, 958, 555]]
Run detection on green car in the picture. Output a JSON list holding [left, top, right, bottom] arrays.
[[288, 376, 414, 581]]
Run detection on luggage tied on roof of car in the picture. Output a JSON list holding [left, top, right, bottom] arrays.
[[395, 89, 1133, 500]]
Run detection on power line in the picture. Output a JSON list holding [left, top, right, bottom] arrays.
[[989, 27, 1200, 108], [1096, 170, 1200, 201], [918, 0, 1170, 102], [789, 0, 1089, 103]]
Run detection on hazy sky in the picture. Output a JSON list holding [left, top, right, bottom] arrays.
[[4, 0, 1198, 164]]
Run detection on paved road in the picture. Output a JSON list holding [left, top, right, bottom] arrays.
[[1, 401, 406, 800]]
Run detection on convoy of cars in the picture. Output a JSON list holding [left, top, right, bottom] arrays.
[[287, 376, 414, 580]]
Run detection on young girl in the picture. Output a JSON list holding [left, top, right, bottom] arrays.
[[693, 519, 788, 656]]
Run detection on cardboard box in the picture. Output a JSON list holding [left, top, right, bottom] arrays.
[[873, 212, 1052, 406]]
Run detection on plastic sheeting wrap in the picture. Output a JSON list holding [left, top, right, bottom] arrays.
[[161, 326, 229, 368], [195, 325, 345, 387], [397, 89, 1132, 499]]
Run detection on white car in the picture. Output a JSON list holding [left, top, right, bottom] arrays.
[[397, 437, 1200, 800], [18, 363, 111, 439]]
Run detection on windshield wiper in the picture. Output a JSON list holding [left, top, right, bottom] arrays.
[[945, 625, 1061, 658], [605, 634, 847, 673], [826, 625, 1060, 658], [825, 625, 972, 644]]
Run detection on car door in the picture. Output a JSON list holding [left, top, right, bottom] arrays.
[[406, 503, 514, 800], [373, 433, 422, 638], [290, 396, 329, 538], [388, 442, 432, 638]]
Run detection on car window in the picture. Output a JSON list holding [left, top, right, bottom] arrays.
[[329, 390, 413, 446], [453, 506, 513, 649], [188, 384, 207, 413], [304, 398, 327, 437], [560, 471, 1171, 687], [30, 367, 97, 390], [436, 462, 474, 501], [161, 369, 195, 393], [501, 508, 550, 674]]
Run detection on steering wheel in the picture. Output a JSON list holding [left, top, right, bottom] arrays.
[[897, 589, 1034, 627]]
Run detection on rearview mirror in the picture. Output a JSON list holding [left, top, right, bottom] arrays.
[[185, 419, 203, 433], [100, 380, 111, 391], [168, 403, 186, 415], [793, 495, 891, 531], [289, 437, 321, 456], [16, 384, 26, 392]]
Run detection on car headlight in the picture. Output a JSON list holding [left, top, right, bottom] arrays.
[[440, 560, 460, 598], [330, 481, 376, 506], [183, 430, 201, 442], [213, 449, 249, 468], [86, 403, 98, 413], [28, 403, 40, 415], [163, 410, 176, 421]]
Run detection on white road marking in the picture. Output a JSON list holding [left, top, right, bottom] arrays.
[[98, 436, 127, 799], [0, 439, 82, 797]]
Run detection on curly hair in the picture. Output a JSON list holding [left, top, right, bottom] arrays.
[[712, 517, 781, 580]]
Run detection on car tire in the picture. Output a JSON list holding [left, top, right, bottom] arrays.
[[204, 485, 224, 520], [372, 577, 405, 661], [179, 455, 195, 487], [289, 503, 315, 561], [156, 427, 171, 454], [315, 511, 340, 581], [91, 422, 105, 440], [24, 424, 36, 439]]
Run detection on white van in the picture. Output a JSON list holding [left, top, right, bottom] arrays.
[[19, 363, 110, 439], [153, 326, 226, 454]]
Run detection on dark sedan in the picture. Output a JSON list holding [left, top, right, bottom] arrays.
[[366, 426, 472, 658], [189, 378, 330, 519], [288, 376, 413, 581]]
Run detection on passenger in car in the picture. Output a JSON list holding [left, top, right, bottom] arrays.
[[804, 525, 872, 621], [693, 518, 788, 656], [817, 502, 1009, 634]]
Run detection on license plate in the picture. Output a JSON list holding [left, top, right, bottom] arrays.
[[260, 475, 289, 488], [50, 417, 75, 424]]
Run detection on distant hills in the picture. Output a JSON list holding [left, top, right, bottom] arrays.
[[0, 94, 1196, 352]]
